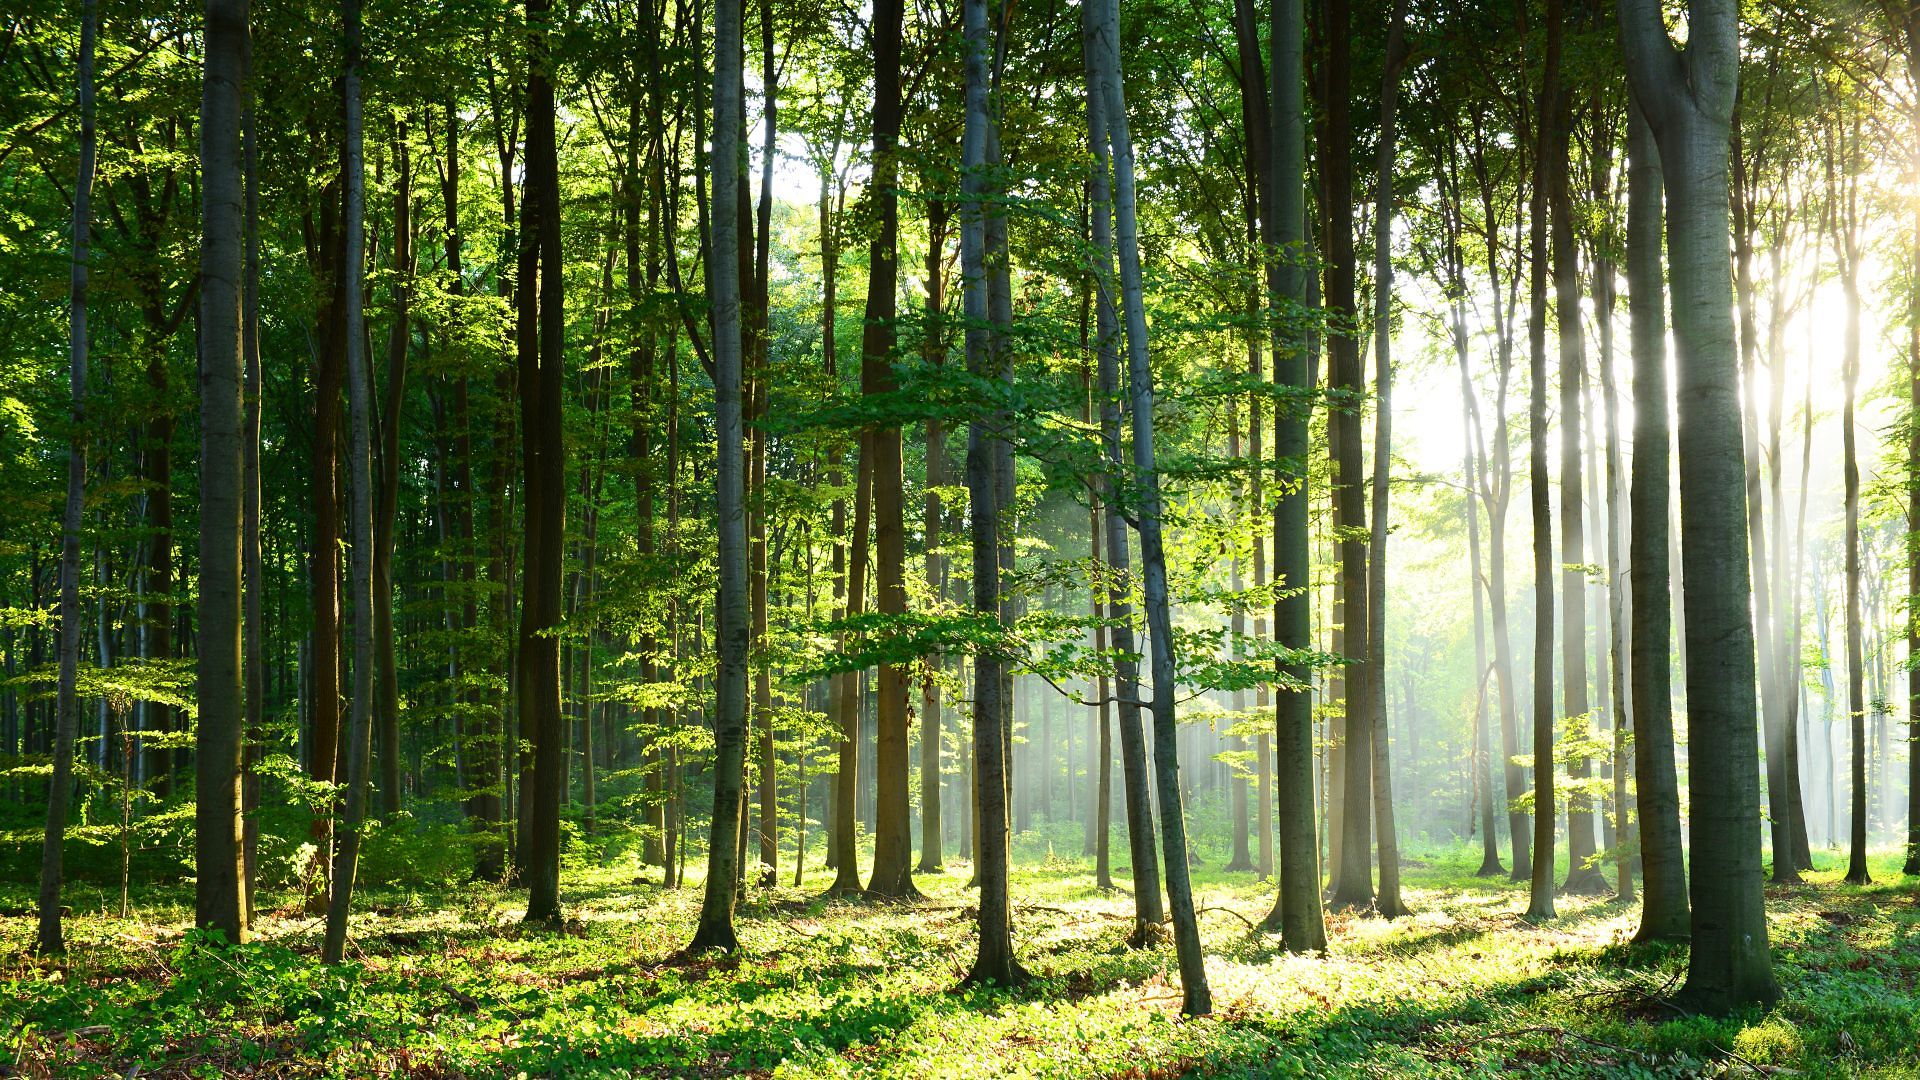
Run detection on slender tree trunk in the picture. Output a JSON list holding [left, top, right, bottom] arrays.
[[36, 0, 96, 956], [1552, 64, 1607, 897], [1089, 0, 1209, 1012], [960, 0, 1024, 987], [374, 125, 413, 819], [827, 451, 871, 895], [323, 0, 374, 961], [1625, 100, 1686, 940], [196, 0, 250, 947], [1524, 0, 1562, 922], [919, 205, 950, 876], [1083, 6, 1165, 947], [1264, 0, 1327, 952], [689, 0, 749, 951], [1367, 0, 1410, 918], [241, 75, 264, 927]]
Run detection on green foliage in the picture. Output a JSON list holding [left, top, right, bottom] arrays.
[[8, 852, 1920, 1077]]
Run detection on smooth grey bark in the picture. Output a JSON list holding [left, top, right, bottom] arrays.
[[373, 127, 414, 820], [1089, 0, 1210, 1014], [1366, 0, 1410, 919], [1625, 100, 1688, 944], [36, 0, 97, 957], [1551, 71, 1607, 898], [1524, 0, 1562, 923], [1620, 0, 1779, 1013], [689, 0, 750, 952], [1836, 140, 1871, 887], [1083, 11, 1166, 946], [324, 0, 375, 964], [919, 206, 949, 876], [196, 0, 250, 947], [1264, 0, 1326, 952], [959, 0, 1024, 987]]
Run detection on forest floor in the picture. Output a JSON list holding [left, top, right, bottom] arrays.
[[4, 844, 1919, 1078]]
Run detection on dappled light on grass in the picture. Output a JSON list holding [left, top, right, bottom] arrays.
[[5, 847, 1919, 1076]]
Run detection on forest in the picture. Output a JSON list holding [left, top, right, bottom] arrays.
[[5, 0, 1920, 1073]]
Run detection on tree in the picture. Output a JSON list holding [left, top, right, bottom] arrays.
[[1620, 0, 1780, 1013], [1833, 112, 1871, 888], [518, 0, 569, 926], [1550, 17, 1606, 897], [323, 0, 376, 964], [1366, 0, 1411, 920], [1319, 0, 1373, 918], [1083, 6, 1166, 948], [688, 0, 751, 954], [35, 0, 96, 958], [1089, 0, 1210, 1013], [1625, 97, 1687, 944], [1265, 0, 1326, 953], [864, 0, 917, 900], [958, 0, 1023, 989], [196, 0, 251, 947], [1524, 0, 1563, 924]]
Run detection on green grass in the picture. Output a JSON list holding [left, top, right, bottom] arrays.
[[5, 844, 1919, 1077]]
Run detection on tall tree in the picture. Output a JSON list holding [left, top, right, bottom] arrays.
[[865, 0, 916, 900], [959, 0, 1024, 988], [1084, 7, 1166, 947], [35, 0, 97, 957], [1089, 0, 1210, 1013], [519, 0, 568, 924], [688, 0, 751, 953], [1318, 0, 1373, 917], [1620, 0, 1780, 1013], [323, 0, 376, 964], [1833, 113, 1871, 888], [1550, 34, 1606, 897], [196, 0, 251, 947], [1265, 0, 1327, 953], [1625, 98, 1687, 943], [1366, 0, 1410, 919], [1524, 0, 1563, 924]]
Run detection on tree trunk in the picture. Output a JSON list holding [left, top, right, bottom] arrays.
[[323, 0, 375, 961], [1367, 0, 1410, 918], [1621, 0, 1779, 1013], [1551, 63, 1607, 897], [959, 0, 1025, 987], [195, 0, 250, 947], [36, 0, 96, 956], [374, 124, 414, 820], [1090, 0, 1210, 1013], [1524, 0, 1562, 922], [864, 0, 915, 899], [689, 0, 749, 952], [1262, 0, 1327, 952], [919, 203, 950, 876], [1083, 7, 1166, 947], [1625, 100, 1686, 941], [518, 0, 568, 925]]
